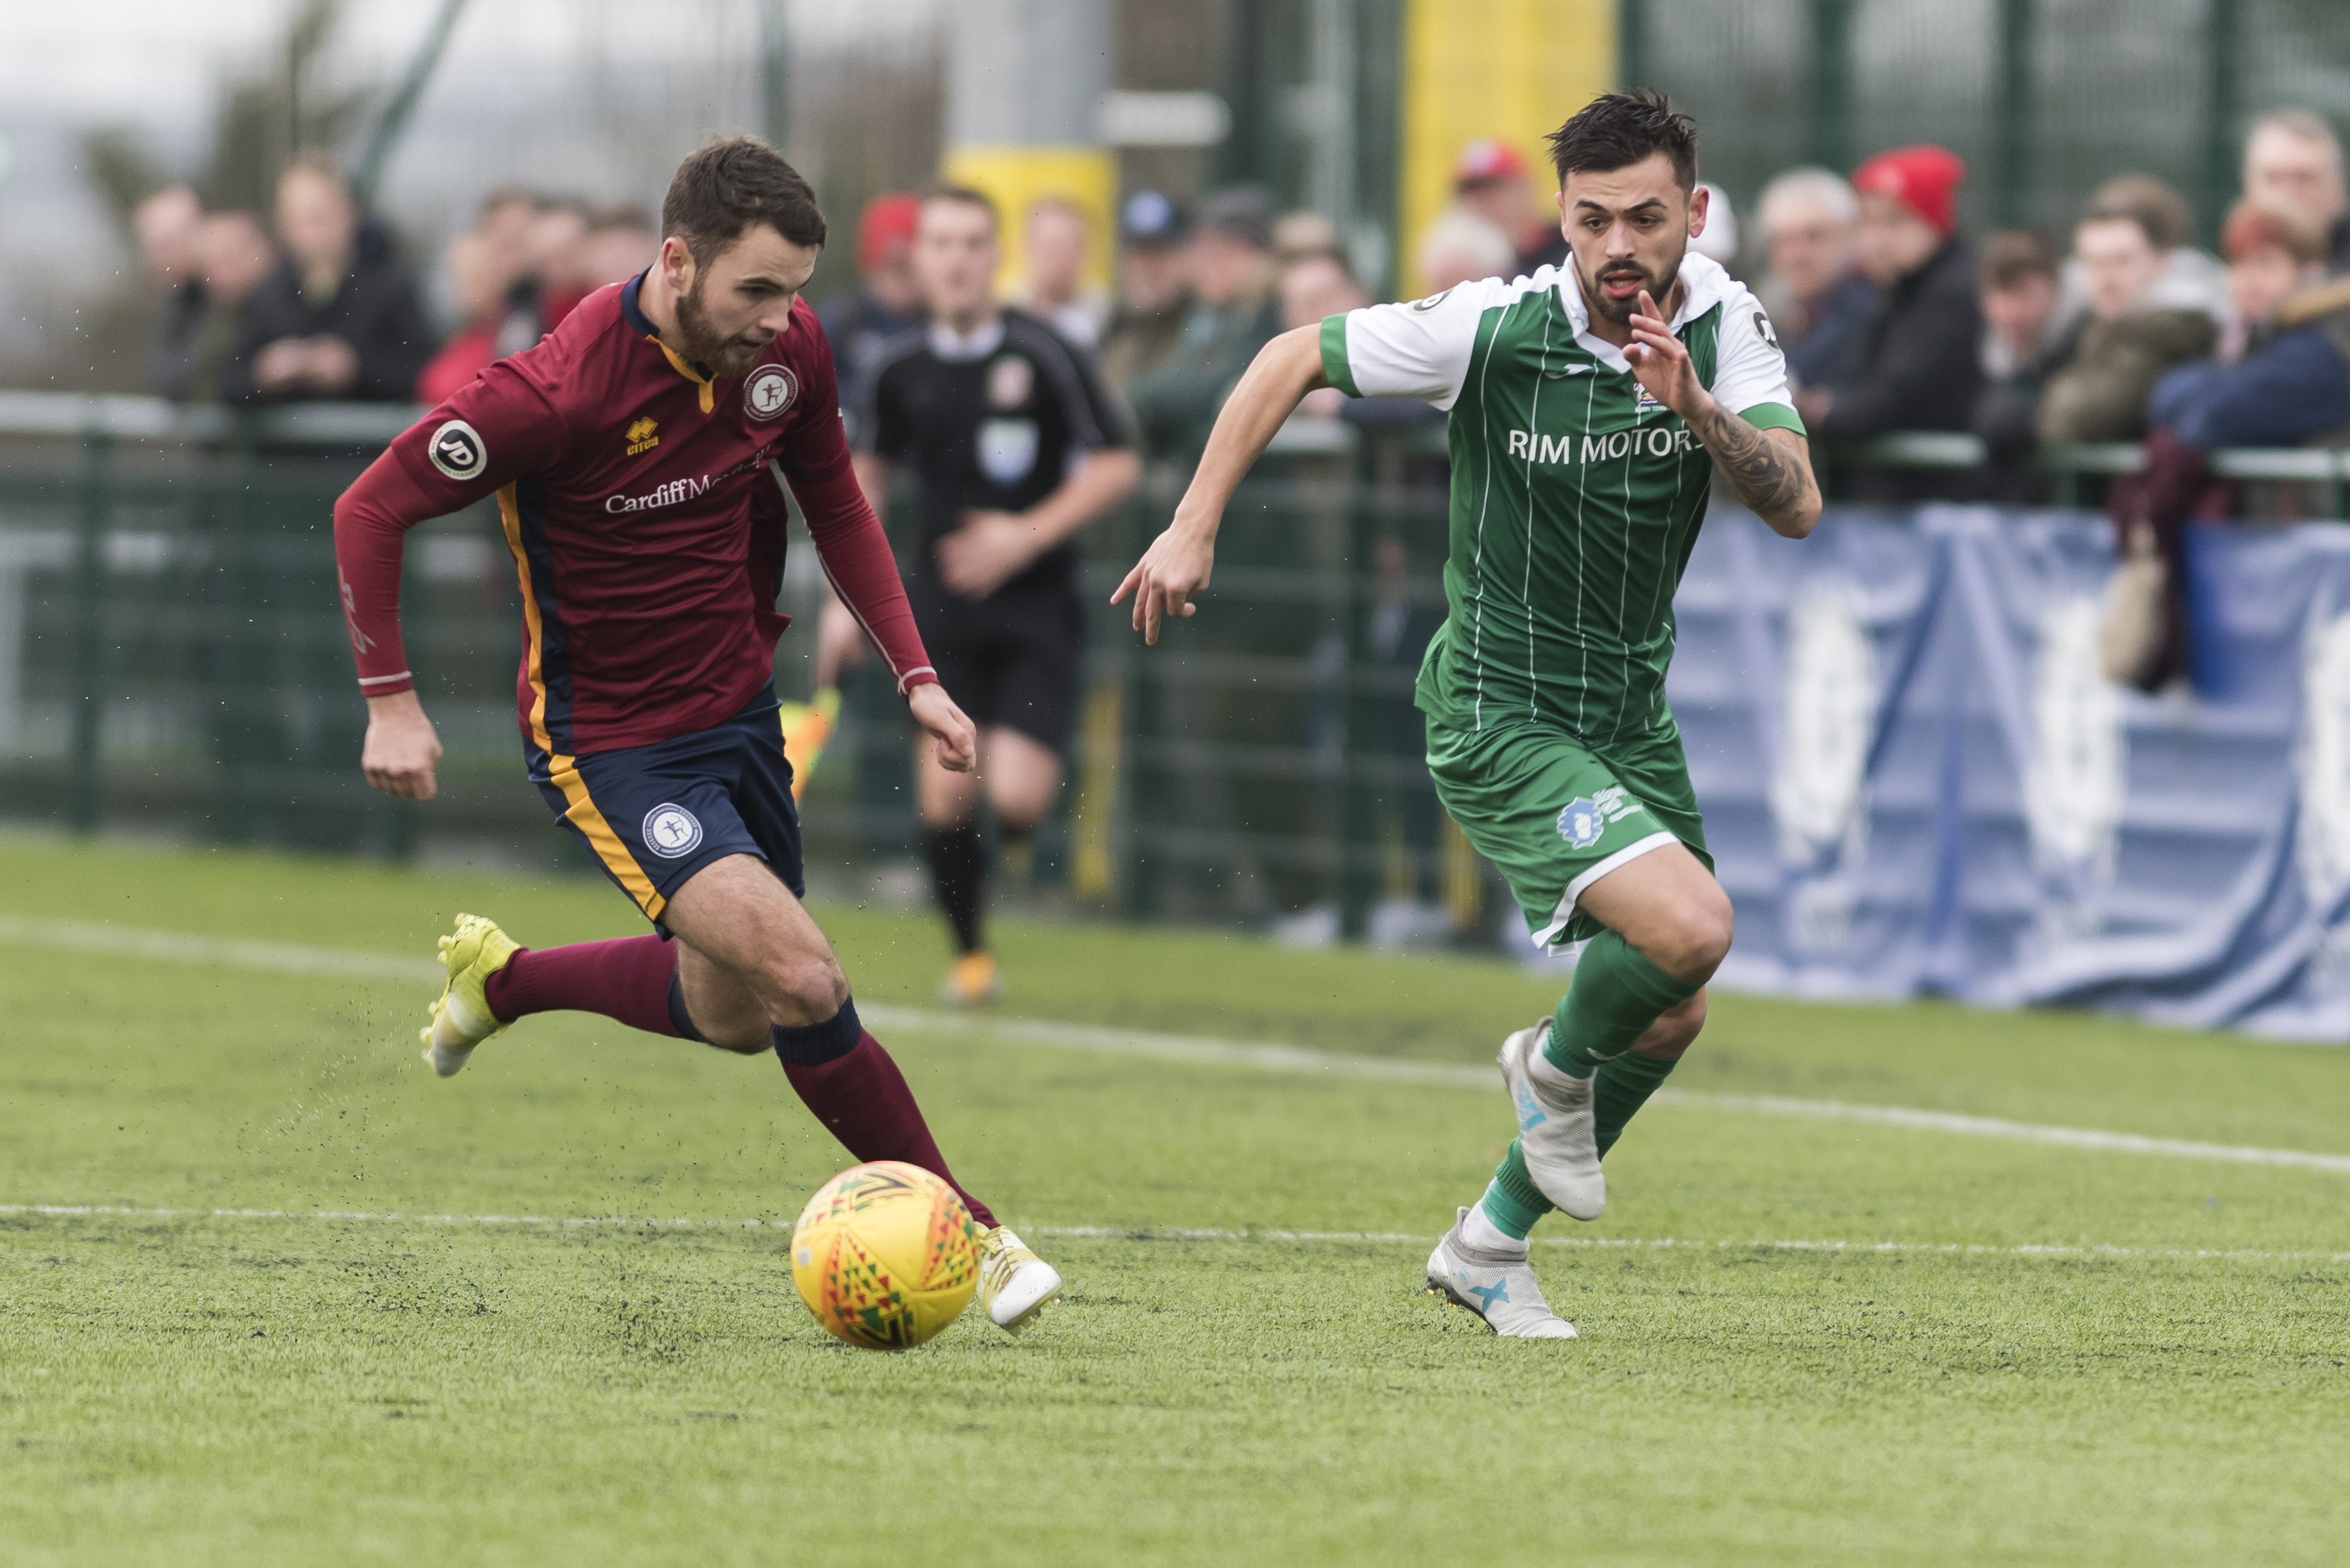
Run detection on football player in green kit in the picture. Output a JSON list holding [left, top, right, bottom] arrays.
[[1115, 92, 1820, 1337]]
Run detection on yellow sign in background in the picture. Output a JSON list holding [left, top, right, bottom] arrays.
[[940, 145, 1119, 299], [1399, 0, 1618, 296]]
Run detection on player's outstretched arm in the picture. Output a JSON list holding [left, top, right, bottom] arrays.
[[1627, 288, 1821, 540], [1112, 324, 1327, 643]]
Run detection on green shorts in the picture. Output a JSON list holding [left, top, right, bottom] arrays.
[[1424, 713, 1711, 950]]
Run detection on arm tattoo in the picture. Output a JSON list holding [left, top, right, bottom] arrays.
[[1690, 399, 1814, 527]]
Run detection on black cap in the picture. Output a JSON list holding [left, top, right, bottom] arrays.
[[1197, 187, 1276, 253]]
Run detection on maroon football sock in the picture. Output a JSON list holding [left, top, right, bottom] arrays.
[[483, 935, 692, 1038], [780, 1029, 996, 1229]]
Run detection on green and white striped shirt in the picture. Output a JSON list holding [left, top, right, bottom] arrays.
[[1321, 252, 1800, 745]]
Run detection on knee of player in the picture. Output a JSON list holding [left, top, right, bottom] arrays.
[[773, 952, 850, 1016]]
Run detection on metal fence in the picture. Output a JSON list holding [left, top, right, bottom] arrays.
[[9, 390, 2350, 949]]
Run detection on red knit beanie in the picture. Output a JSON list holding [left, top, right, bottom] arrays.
[[1852, 146, 1966, 236], [855, 194, 922, 273]]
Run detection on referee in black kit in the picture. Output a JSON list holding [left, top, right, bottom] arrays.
[[823, 183, 1140, 1005]]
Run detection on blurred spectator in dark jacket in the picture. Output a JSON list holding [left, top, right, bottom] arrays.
[[223, 158, 431, 404], [2036, 182, 2219, 444], [2109, 202, 2350, 691], [1098, 189, 1193, 393], [163, 211, 277, 404], [1754, 166, 1880, 392], [819, 194, 923, 399], [2243, 110, 2350, 277], [1971, 229, 2064, 496], [1126, 187, 1281, 456], [135, 185, 209, 397], [1803, 147, 1980, 498], [2152, 202, 2349, 448]]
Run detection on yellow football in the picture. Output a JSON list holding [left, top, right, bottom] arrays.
[[790, 1161, 983, 1350]]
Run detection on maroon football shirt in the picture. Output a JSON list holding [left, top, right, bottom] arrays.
[[334, 275, 932, 756]]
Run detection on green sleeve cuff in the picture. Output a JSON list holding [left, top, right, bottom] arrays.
[[1737, 401, 1805, 435], [1319, 314, 1359, 398]]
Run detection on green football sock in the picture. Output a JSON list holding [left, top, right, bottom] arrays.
[[1594, 1051, 1680, 1157], [1545, 929, 1701, 1077], [1476, 1138, 1552, 1240]]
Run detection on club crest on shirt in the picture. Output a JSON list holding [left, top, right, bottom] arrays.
[[745, 364, 798, 421], [1410, 287, 1454, 312], [625, 416, 659, 455], [977, 417, 1040, 486], [428, 419, 487, 481], [1752, 308, 1781, 355], [987, 353, 1033, 410], [642, 802, 704, 859]]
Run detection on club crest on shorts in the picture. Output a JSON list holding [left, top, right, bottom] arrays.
[[642, 802, 704, 859], [1557, 797, 1606, 850], [745, 364, 798, 421], [427, 419, 487, 481]]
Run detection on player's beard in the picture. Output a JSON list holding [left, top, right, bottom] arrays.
[[673, 276, 767, 378], [1576, 241, 1684, 327]]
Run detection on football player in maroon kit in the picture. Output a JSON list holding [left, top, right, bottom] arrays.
[[331, 138, 1062, 1334]]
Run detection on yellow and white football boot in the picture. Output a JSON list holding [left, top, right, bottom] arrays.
[[940, 950, 1002, 1007], [974, 1226, 1062, 1335], [419, 913, 521, 1077]]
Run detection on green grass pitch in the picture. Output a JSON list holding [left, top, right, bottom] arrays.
[[3, 834, 2347, 1564]]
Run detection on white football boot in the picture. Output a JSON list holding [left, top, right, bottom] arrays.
[[1497, 1018, 1606, 1220], [975, 1226, 1062, 1335], [1424, 1209, 1577, 1339]]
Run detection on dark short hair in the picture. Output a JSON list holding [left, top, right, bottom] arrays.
[[2082, 174, 2190, 253], [1546, 90, 1698, 193], [920, 182, 1000, 235], [662, 137, 826, 267], [1978, 229, 2060, 290]]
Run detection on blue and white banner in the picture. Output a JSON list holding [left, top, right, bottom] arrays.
[[1670, 506, 2350, 1041]]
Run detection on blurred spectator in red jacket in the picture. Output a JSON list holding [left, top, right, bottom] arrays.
[[414, 227, 525, 404]]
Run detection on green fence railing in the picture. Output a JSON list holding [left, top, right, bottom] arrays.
[[5, 391, 2346, 948]]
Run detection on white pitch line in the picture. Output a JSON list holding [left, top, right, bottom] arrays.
[[7, 917, 2350, 1176], [2, 1204, 2342, 1263]]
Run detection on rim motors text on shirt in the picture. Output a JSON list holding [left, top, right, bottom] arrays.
[[1505, 425, 1701, 465]]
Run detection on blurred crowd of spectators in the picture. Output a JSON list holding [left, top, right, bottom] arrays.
[[132, 111, 2350, 500], [132, 161, 657, 409]]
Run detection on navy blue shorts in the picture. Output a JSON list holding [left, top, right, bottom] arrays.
[[527, 683, 803, 928]]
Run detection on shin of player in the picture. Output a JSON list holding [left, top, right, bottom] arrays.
[[824, 184, 1138, 1006], [336, 138, 1060, 1335], [1114, 92, 1819, 1335]]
